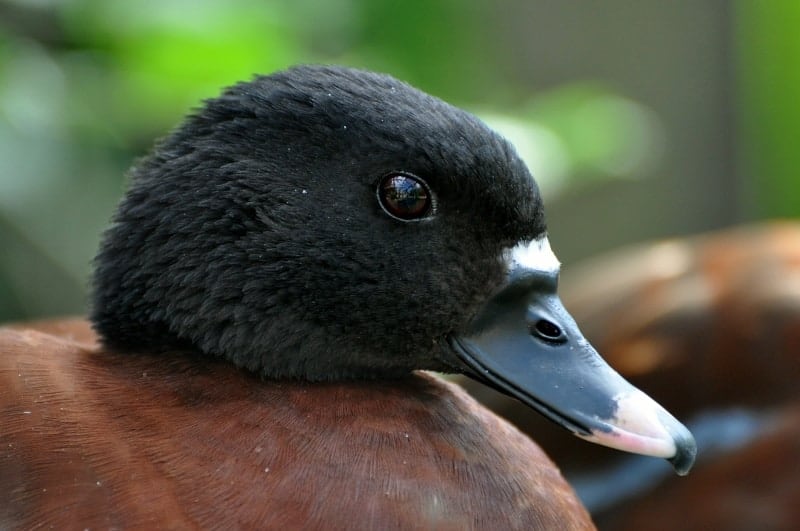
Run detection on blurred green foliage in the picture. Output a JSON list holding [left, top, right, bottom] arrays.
[[737, 1, 800, 219]]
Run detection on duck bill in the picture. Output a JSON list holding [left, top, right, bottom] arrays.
[[449, 252, 697, 475]]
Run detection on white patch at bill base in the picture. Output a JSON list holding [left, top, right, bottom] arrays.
[[506, 235, 561, 273]]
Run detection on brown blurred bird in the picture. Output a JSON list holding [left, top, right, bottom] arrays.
[[464, 221, 800, 530]]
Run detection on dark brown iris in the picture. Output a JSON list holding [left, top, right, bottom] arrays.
[[377, 173, 432, 221]]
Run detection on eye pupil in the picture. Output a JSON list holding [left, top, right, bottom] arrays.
[[378, 173, 433, 220]]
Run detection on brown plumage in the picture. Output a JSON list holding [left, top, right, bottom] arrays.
[[564, 221, 800, 414], [1, 322, 592, 530]]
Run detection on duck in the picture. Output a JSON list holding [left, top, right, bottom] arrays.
[[0, 65, 696, 530], [462, 222, 800, 528]]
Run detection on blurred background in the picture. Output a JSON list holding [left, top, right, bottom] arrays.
[[0, 0, 797, 321]]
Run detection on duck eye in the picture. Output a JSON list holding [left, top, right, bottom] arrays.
[[377, 173, 433, 221]]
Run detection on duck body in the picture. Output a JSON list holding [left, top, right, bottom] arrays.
[[1, 323, 591, 530]]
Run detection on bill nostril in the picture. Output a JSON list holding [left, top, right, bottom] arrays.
[[530, 319, 565, 342]]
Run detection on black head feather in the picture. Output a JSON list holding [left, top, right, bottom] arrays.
[[91, 65, 546, 380]]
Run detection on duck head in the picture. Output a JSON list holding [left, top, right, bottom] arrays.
[[91, 65, 695, 474]]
